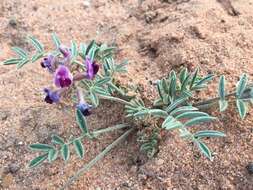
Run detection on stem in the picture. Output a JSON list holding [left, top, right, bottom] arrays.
[[193, 92, 235, 108], [92, 124, 130, 137], [99, 95, 132, 106], [193, 83, 253, 108], [60, 128, 134, 190], [67, 124, 130, 145]]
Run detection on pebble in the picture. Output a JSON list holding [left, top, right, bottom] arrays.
[[0, 111, 8, 121], [155, 159, 164, 166], [8, 163, 20, 174], [246, 162, 253, 174]]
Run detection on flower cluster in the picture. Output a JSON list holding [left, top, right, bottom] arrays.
[[42, 45, 99, 116]]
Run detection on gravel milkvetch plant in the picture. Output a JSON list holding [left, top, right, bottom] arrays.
[[2, 34, 253, 189]]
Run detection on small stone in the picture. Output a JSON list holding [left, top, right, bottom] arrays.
[[155, 159, 164, 166], [129, 165, 138, 173], [138, 173, 147, 181], [8, 19, 17, 28], [83, 0, 90, 8], [8, 163, 20, 174], [246, 162, 253, 174], [0, 111, 8, 121]]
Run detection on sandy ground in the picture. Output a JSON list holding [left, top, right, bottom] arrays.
[[1, 0, 253, 189]]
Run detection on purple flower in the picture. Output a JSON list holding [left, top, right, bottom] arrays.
[[85, 57, 99, 80], [77, 103, 93, 116], [44, 88, 60, 104], [41, 54, 55, 72], [59, 45, 71, 58], [54, 65, 73, 88]]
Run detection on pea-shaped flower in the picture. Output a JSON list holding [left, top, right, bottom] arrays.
[[41, 54, 55, 72], [85, 57, 99, 80], [44, 88, 60, 104], [76, 87, 93, 116], [54, 65, 73, 88], [77, 103, 93, 116]]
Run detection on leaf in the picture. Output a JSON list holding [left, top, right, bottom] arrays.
[[170, 106, 198, 116], [86, 40, 96, 58], [73, 139, 85, 158], [175, 111, 209, 120], [51, 134, 64, 145], [76, 109, 89, 134], [90, 90, 99, 107], [179, 67, 188, 84], [28, 154, 48, 168], [93, 86, 110, 96], [48, 148, 58, 162], [134, 110, 149, 118], [166, 97, 187, 113], [61, 144, 70, 161], [184, 116, 216, 127], [31, 52, 44, 63], [162, 116, 183, 130], [219, 100, 228, 112], [196, 141, 213, 160], [149, 109, 168, 118], [190, 68, 199, 89], [52, 33, 61, 48], [12, 47, 28, 58], [180, 74, 191, 92], [17, 59, 29, 69], [195, 74, 214, 87], [29, 144, 53, 152], [194, 130, 226, 139], [95, 77, 111, 86], [52, 33, 61, 49], [236, 99, 247, 119], [168, 71, 177, 98], [28, 36, 44, 52], [2, 58, 21, 65], [219, 75, 226, 100], [236, 74, 248, 98], [80, 43, 87, 58], [71, 41, 78, 60]]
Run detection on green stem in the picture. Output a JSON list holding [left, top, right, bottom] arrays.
[[193, 83, 253, 108], [92, 124, 130, 137], [99, 95, 132, 106], [193, 92, 235, 108], [67, 124, 130, 145], [60, 128, 134, 190]]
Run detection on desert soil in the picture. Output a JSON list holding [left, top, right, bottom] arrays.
[[1, 0, 253, 189]]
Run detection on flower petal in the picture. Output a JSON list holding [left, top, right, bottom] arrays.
[[54, 65, 73, 88]]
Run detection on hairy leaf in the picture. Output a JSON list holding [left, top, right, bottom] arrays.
[[219, 100, 228, 112], [48, 148, 58, 162], [175, 111, 209, 120], [236, 99, 247, 119], [51, 134, 64, 145], [184, 116, 216, 127], [170, 106, 198, 116], [29, 144, 53, 152], [61, 144, 70, 161], [236, 74, 248, 98], [76, 109, 89, 134], [28, 36, 44, 52], [52, 33, 61, 48], [28, 154, 48, 168], [73, 139, 85, 158], [196, 141, 213, 160], [219, 75, 226, 100], [194, 130, 226, 139]]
